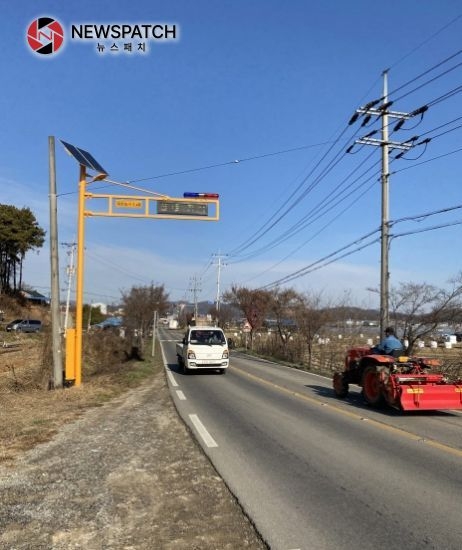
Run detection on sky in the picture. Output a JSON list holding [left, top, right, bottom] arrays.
[[1, 1, 461, 309]]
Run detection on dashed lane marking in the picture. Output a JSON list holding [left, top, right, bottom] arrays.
[[166, 368, 179, 388], [189, 414, 218, 448], [176, 390, 186, 401]]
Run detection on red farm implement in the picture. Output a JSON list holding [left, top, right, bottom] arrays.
[[333, 346, 462, 412]]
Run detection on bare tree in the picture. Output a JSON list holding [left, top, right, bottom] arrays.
[[121, 284, 170, 338], [293, 291, 333, 369], [267, 287, 299, 356], [223, 286, 272, 348], [208, 302, 236, 328], [390, 273, 462, 353]]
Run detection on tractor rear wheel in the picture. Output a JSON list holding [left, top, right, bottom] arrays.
[[333, 372, 349, 398], [362, 366, 386, 407]]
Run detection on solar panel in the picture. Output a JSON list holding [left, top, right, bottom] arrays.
[[60, 140, 108, 175]]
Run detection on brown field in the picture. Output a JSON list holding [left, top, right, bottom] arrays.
[[0, 330, 159, 463]]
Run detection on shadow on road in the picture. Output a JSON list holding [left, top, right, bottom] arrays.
[[305, 383, 454, 417], [166, 364, 225, 376]]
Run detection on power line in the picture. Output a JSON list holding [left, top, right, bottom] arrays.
[[391, 219, 462, 240], [391, 203, 462, 226], [126, 141, 332, 184], [229, 154, 381, 262], [260, 231, 381, 290], [391, 146, 462, 176], [389, 49, 462, 97], [388, 14, 462, 70], [227, 123, 364, 257], [390, 61, 462, 103]]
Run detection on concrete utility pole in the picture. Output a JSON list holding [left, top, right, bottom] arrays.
[[380, 71, 391, 339], [62, 241, 76, 332], [212, 253, 227, 322], [349, 71, 414, 340], [151, 310, 158, 357], [48, 136, 63, 388], [189, 276, 201, 321]]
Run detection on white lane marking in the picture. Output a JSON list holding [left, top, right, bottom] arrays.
[[166, 368, 179, 388], [176, 390, 186, 401], [189, 414, 218, 448]]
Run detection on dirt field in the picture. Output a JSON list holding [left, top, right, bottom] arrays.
[[0, 334, 267, 549]]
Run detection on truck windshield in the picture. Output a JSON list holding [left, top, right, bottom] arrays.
[[190, 330, 226, 345]]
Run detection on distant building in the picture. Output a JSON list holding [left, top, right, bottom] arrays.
[[91, 302, 107, 315], [21, 289, 50, 305]]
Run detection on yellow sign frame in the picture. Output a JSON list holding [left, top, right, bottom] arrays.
[[66, 173, 220, 386], [85, 192, 219, 221]]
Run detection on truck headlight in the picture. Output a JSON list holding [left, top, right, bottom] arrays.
[[187, 350, 196, 359], [222, 350, 229, 359]]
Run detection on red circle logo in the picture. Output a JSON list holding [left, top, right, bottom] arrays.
[[27, 17, 64, 55]]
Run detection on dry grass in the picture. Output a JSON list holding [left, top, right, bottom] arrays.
[[0, 330, 161, 464]]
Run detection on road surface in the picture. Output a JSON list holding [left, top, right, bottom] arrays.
[[160, 328, 462, 550]]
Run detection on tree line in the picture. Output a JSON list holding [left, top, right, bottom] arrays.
[[222, 275, 462, 359], [0, 204, 45, 295]]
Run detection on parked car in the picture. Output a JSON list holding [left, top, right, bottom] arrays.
[[6, 319, 42, 333], [5, 319, 24, 331]]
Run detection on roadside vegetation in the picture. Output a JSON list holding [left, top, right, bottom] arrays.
[[222, 282, 462, 381], [0, 327, 163, 464]]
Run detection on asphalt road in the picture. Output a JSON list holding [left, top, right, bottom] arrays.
[[160, 328, 462, 550]]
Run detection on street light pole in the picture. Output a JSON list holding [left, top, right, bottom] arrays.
[[74, 164, 87, 386]]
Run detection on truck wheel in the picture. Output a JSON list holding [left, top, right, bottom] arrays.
[[183, 364, 189, 375], [362, 366, 386, 407], [333, 372, 349, 398], [219, 368, 226, 375]]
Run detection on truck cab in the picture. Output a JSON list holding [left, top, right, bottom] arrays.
[[176, 326, 229, 374]]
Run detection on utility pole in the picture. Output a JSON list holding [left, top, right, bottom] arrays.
[[380, 71, 391, 339], [48, 136, 63, 389], [212, 253, 227, 324], [62, 241, 76, 332], [189, 276, 201, 322], [348, 70, 415, 339], [87, 300, 93, 331], [151, 310, 158, 357]]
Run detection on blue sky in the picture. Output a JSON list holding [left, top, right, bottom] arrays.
[[1, 1, 461, 308]]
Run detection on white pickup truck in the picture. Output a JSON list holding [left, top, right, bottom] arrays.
[[176, 326, 229, 374]]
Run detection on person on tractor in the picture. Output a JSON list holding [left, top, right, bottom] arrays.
[[371, 326, 403, 355]]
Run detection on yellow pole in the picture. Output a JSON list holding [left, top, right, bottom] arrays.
[[74, 164, 87, 386]]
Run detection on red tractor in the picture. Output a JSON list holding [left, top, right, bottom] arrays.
[[333, 346, 462, 411]]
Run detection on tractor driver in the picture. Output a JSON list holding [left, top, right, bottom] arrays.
[[371, 326, 403, 355]]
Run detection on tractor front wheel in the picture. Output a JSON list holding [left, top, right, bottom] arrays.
[[333, 372, 349, 398], [362, 366, 386, 407]]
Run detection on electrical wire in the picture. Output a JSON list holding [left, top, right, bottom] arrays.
[[86, 251, 155, 284], [389, 48, 462, 97], [391, 204, 462, 226], [391, 219, 462, 240], [427, 85, 462, 107], [388, 14, 462, 70], [226, 126, 355, 256], [259, 233, 381, 290], [391, 146, 462, 176], [229, 155, 381, 262], [126, 141, 332, 184]]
